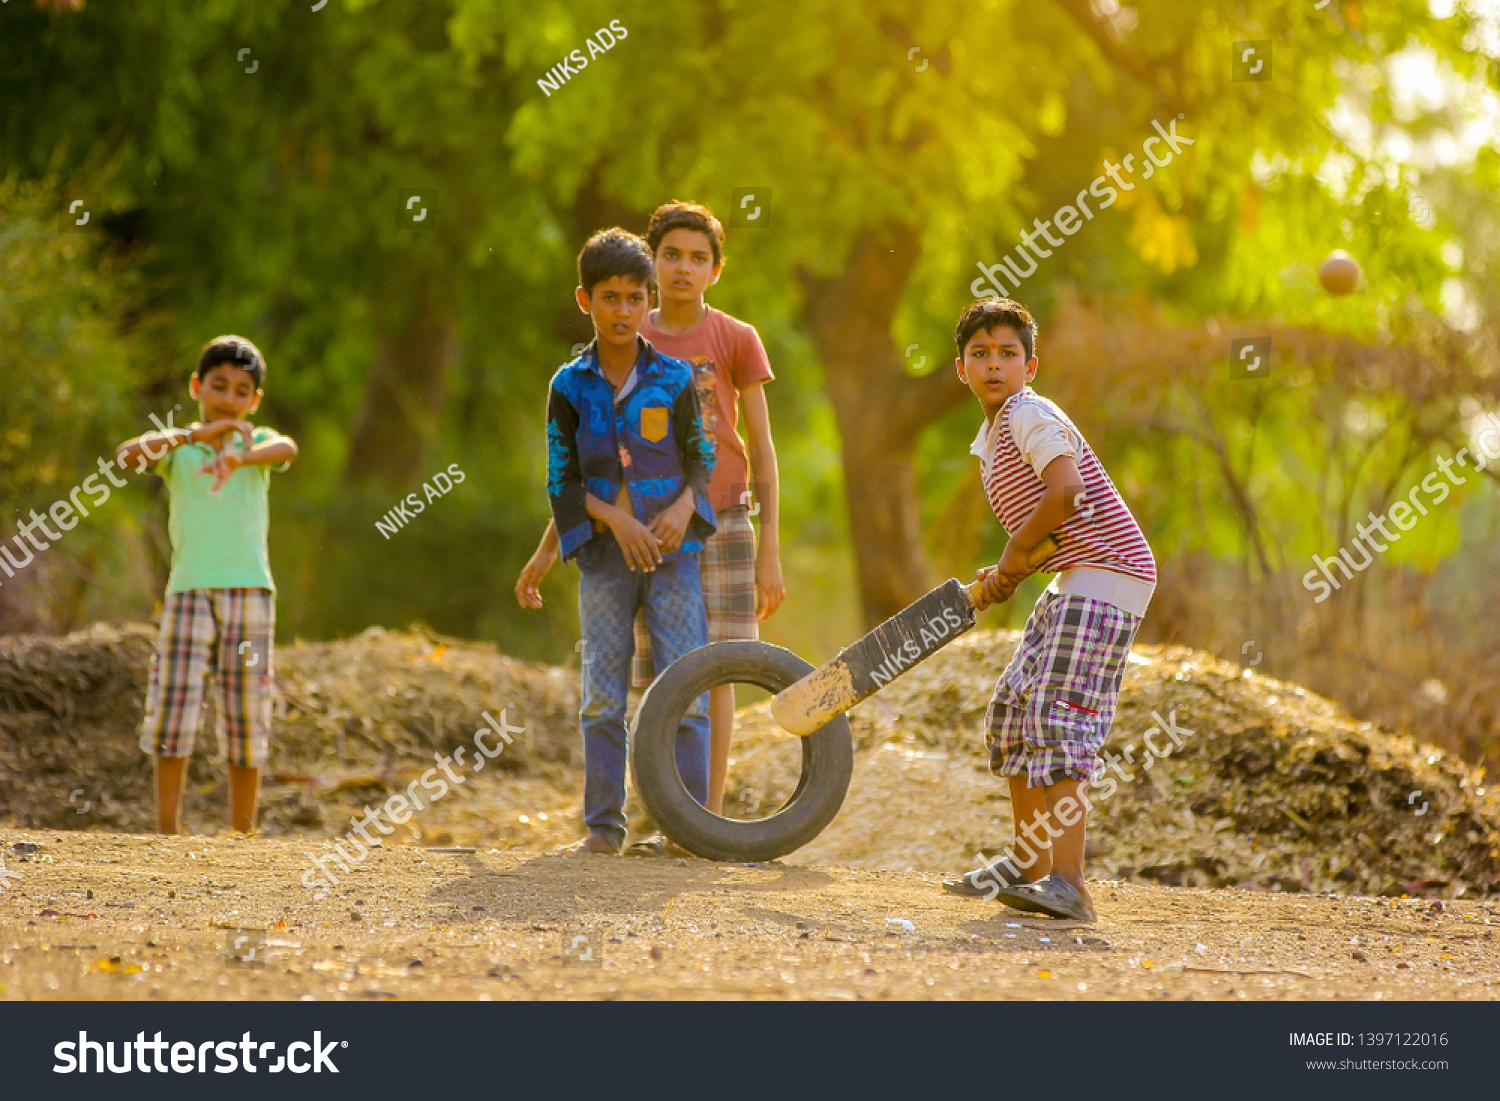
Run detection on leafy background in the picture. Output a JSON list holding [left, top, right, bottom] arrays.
[[2, 0, 1499, 767]]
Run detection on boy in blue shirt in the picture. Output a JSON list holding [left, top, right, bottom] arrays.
[[547, 228, 717, 854]]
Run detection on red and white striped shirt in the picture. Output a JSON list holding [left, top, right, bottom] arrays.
[[971, 387, 1155, 617]]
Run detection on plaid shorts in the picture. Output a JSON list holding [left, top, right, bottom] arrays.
[[632, 506, 757, 687], [138, 588, 275, 768], [986, 590, 1140, 787]]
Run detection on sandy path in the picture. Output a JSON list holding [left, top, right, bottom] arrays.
[[3, 831, 1498, 1001]]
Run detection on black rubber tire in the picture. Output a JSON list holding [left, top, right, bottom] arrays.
[[629, 641, 854, 862]]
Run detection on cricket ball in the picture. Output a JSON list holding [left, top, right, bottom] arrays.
[[1318, 250, 1362, 296]]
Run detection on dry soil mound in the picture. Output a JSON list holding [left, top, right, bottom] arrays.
[[2, 625, 1496, 898], [0, 624, 580, 836]]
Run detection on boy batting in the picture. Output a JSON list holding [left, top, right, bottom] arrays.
[[941, 298, 1155, 922]]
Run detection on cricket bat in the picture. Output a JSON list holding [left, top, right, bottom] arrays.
[[769, 534, 1061, 736]]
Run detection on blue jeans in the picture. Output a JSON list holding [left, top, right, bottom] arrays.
[[576, 536, 710, 845]]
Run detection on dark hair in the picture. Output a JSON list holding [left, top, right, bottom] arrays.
[[197, 335, 265, 388], [577, 227, 656, 297], [646, 200, 725, 266], [955, 297, 1037, 361]]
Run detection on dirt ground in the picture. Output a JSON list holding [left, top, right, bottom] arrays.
[[3, 831, 1497, 1001], [5, 626, 1499, 1001]]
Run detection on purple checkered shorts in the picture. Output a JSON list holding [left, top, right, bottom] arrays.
[[986, 590, 1140, 787]]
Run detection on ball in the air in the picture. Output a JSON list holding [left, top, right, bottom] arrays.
[[1318, 250, 1362, 296]]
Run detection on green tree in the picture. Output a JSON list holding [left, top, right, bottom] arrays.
[[0, 0, 583, 647], [0, 176, 139, 632], [471, 0, 1495, 625], [4, 0, 1498, 763]]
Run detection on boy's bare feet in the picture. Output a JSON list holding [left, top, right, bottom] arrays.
[[228, 763, 260, 835], [559, 831, 621, 855], [154, 755, 189, 835]]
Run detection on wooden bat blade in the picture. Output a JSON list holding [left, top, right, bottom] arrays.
[[770, 534, 1064, 736], [770, 579, 975, 735]]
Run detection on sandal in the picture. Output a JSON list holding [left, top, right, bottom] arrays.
[[942, 856, 1029, 898], [991, 875, 1097, 922]]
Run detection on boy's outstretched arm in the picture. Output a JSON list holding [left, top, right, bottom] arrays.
[[217, 435, 298, 470], [976, 454, 1084, 609], [200, 435, 298, 492], [515, 520, 560, 608], [114, 419, 255, 476], [739, 382, 784, 620]]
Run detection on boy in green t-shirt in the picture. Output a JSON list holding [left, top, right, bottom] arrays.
[[115, 336, 298, 835]]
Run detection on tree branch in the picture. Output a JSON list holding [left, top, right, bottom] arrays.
[[1049, 0, 1188, 114], [897, 363, 972, 433]]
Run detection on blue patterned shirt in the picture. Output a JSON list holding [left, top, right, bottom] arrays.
[[546, 337, 717, 560]]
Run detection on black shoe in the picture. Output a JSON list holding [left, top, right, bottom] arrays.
[[942, 857, 1027, 898]]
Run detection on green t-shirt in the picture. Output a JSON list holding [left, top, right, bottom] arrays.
[[152, 424, 288, 594]]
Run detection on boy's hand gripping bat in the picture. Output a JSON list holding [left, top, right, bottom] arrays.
[[769, 535, 1060, 736]]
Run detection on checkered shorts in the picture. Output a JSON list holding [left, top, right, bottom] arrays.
[[986, 590, 1140, 787], [632, 507, 757, 687], [139, 588, 275, 767]]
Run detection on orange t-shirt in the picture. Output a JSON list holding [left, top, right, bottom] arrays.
[[640, 306, 774, 514]]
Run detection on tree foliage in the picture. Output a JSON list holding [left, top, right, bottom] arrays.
[[2, 0, 1500, 758]]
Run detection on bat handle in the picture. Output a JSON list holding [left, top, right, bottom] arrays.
[[967, 535, 1062, 606]]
